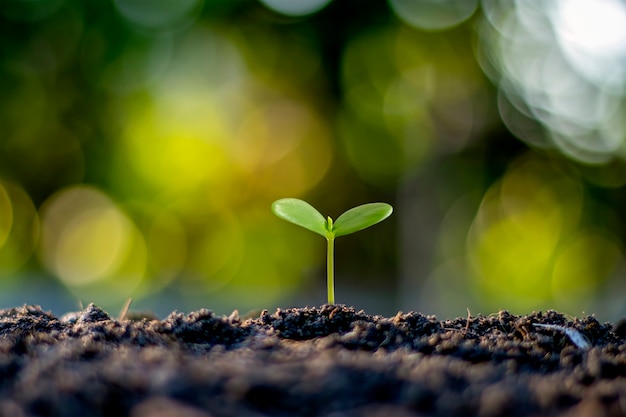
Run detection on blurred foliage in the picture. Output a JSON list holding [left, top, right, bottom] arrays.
[[1, 0, 626, 319]]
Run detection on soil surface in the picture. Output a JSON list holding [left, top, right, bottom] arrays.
[[1, 304, 626, 417]]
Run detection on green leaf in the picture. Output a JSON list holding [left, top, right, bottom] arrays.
[[332, 203, 393, 237], [271, 198, 328, 238]]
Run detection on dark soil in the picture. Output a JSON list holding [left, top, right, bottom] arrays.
[[1, 304, 626, 417]]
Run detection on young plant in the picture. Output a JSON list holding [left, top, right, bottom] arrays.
[[271, 198, 393, 304]]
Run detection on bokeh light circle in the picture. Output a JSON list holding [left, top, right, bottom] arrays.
[[0, 181, 39, 275], [467, 155, 588, 311], [478, 0, 626, 165], [39, 186, 146, 301], [551, 230, 623, 312], [552, 0, 626, 90], [389, 0, 478, 31], [114, 0, 204, 32], [258, 0, 333, 17], [0, 184, 12, 249]]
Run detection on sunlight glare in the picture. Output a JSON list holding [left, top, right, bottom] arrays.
[[553, 0, 626, 88]]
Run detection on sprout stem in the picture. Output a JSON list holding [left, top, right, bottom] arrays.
[[327, 236, 335, 305]]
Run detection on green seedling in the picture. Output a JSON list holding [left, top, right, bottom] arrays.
[[271, 198, 393, 304]]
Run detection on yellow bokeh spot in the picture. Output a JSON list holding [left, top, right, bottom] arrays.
[[39, 186, 147, 302], [234, 100, 313, 170], [233, 99, 333, 197], [498, 158, 583, 237], [0, 183, 13, 249], [472, 211, 558, 302], [122, 101, 230, 196], [552, 231, 622, 310], [0, 181, 39, 276], [468, 155, 594, 311], [54, 207, 130, 285]]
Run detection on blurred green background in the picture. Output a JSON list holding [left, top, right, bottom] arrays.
[[1, 0, 626, 320]]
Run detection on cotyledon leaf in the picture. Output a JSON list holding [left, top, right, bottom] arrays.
[[332, 203, 393, 238], [271, 198, 328, 238]]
